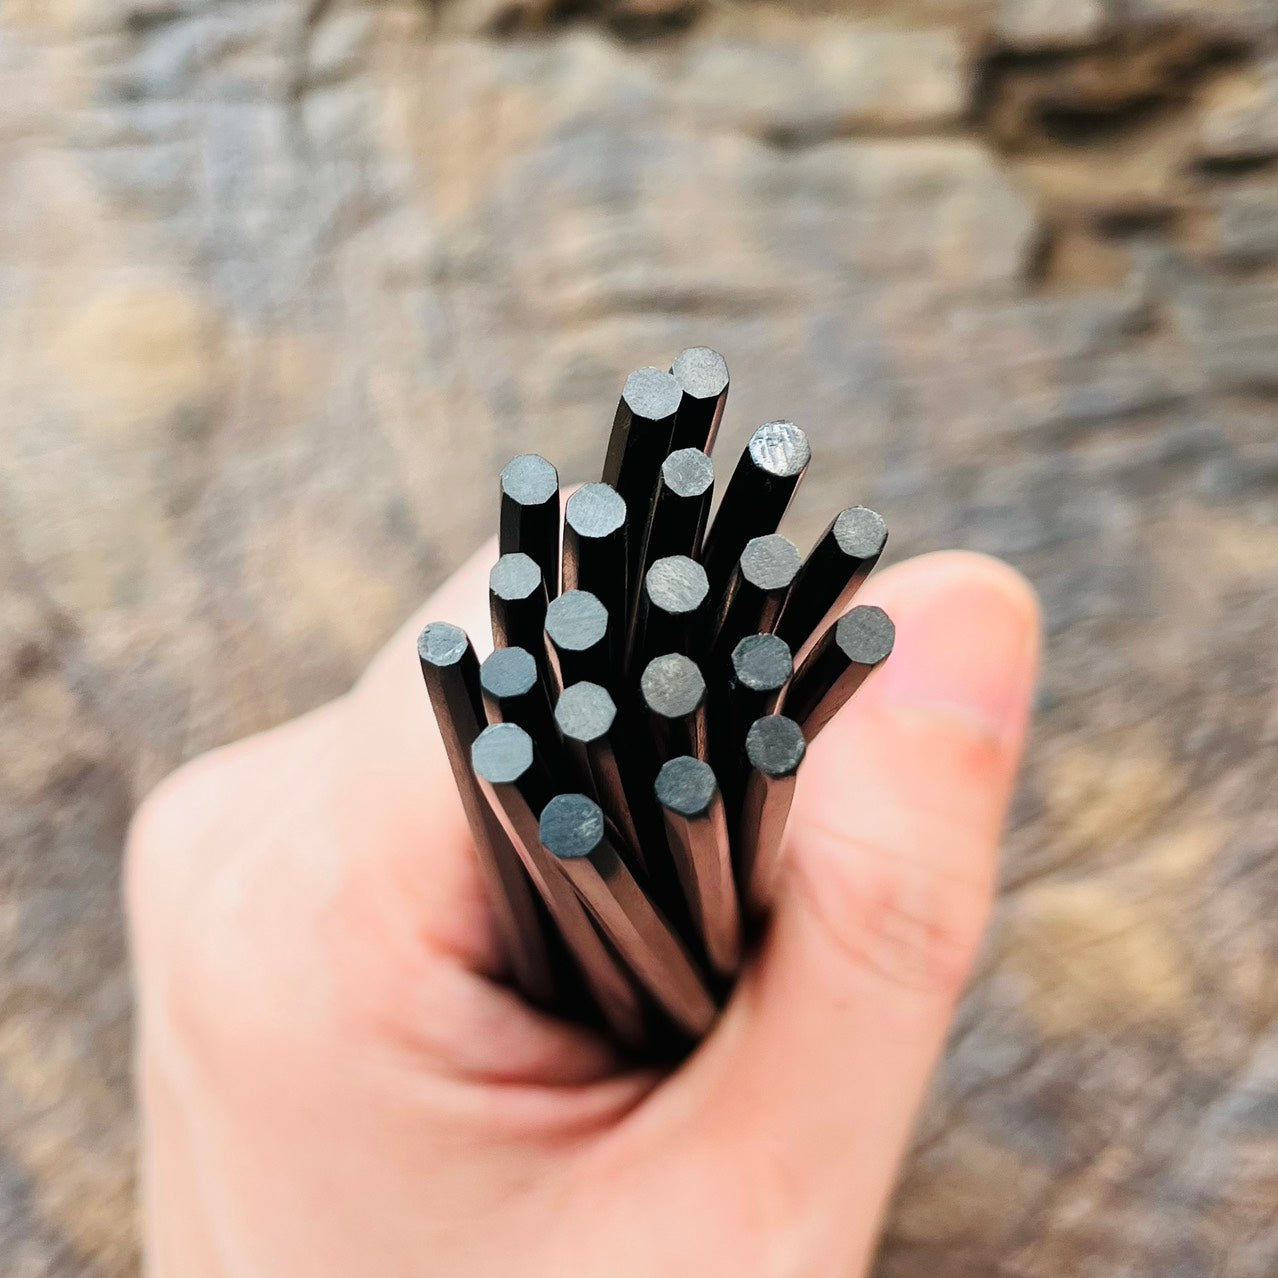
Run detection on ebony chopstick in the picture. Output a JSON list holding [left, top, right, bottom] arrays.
[[554, 681, 647, 871], [471, 723, 648, 1047], [669, 347, 729, 454], [655, 756, 742, 978], [643, 448, 713, 569], [499, 454, 561, 600], [784, 605, 895, 741], [701, 420, 810, 594], [711, 533, 802, 669], [540, 792, 716, 1039], [775, 506, 887, 659], [480, 645, 558, 750], [640, 653, 709, 762], [545, 589, 612, 689], [737, 714, 806, 917], [420, 347, 897, 1054], [490, 553, 548, 654], [602, 367, 681, 583], [633, 554, 711, 673], [563, 483, 629, 666], [418, 624, 557, 1009]]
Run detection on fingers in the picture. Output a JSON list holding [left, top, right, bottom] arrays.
[[326, 537, 501, 971], [620, 552, 1039, 1273]]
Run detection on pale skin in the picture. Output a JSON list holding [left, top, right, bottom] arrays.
[[127, 544, 1040, 1277]]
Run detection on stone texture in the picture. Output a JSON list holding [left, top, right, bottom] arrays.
[[995, 0, 1109, 50], [1208, 183, 1278, 262], [2, 1, 1278, 1275], [1200, 57, 1278, 161]]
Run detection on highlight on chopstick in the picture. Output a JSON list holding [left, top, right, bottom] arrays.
[[418, 347, 898, 1056]]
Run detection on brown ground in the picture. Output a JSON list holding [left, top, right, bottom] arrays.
[[1, 0, 1277, 1273]]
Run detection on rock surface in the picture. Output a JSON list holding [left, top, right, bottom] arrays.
[[1, 1, 1277, 1274]]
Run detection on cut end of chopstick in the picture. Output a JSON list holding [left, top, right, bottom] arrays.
[[748, 420, 810, 478], [836, 605, 896, 667], [746, 715, 806, 778], [418, 621, 469, 667], [656, 756, 718, 819], [540, 793, 606, 861]]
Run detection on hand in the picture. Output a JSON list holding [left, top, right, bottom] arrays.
[[127, 545, 1039, 1277]]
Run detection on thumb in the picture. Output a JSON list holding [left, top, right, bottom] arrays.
[[615, 552, 1039, 1274]]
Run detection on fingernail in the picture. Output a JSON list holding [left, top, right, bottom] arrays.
[[873, 559, 1039, 743]]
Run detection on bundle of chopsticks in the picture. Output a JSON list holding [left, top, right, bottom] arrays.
[[418, 348, 894, 1055]]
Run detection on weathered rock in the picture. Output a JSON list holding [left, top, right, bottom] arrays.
[[672, 23, 969, 140], [995, 0, 1109, 50], [1126, 0, 1278, 38], [1200, 57, 1278, 161], [1208, 182, 1278, 261], [2, 1, 1278, 1275]]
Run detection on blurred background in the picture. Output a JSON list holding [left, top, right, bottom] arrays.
[[2, 0, 1277, 1273]]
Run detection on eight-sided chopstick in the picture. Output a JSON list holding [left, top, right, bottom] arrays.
[[419, 349, 898, 1055], [545, 589, 612, 689], [634, 554, 711, 672], [554, 681, 647, 871], [722, 633, 793, 793], [644, 449, 714, 569], [540, 792, 716, 1039], [670, 347, 729, 454], [701, 420, 810, 593], [711, 533, 802, 669], [737, 714, 806, 917], [500, 453, 561, 600], [655, 757, 742, 978], [563, 483, 629, 666], [472, 723, 648, 1048], [490, 552, 548, 653], [775, 506, 887, 660], [640, 653, 709, 763], [784, 605, 895, 741], [417, 624, 558, 1009], [480, 645, 559, 751], [603, 367, 681, 583]]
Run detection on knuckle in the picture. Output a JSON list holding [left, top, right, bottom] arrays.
[[790, 822, 993, 1000], [125, 752, 226, 927]]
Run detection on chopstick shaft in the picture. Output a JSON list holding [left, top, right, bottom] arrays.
[[640, 653, 709, 763], [545, 590, 612, 690], [472, 725, 649, 1049], [633, 555, 711, 673], [541, 794, 717, 1039], [718, 632, 793, 806], [563, 484, 629, 667], [710, 534, 801, 670], [490, 553, 549, 654], [602, 367, 681, 584], [784, 605, 895, 741], [656, 758, 742, 977], [737, 715, 806, 917], [643, 449, 714, 569], [670, 347, 729, 454], [554, 681, 647, 874], [629, 451, 713, 662], [479, 645, 559, 752], [775, 507, 887, 660], [417, 624, 557, 1009], [701, 420, 810, 594], [499, 454, 561, 600]]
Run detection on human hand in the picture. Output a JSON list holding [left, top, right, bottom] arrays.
[[127, 544, 1039, 1277]]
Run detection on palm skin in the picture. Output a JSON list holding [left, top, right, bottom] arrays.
[[127, 544, 1039, 1278]]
